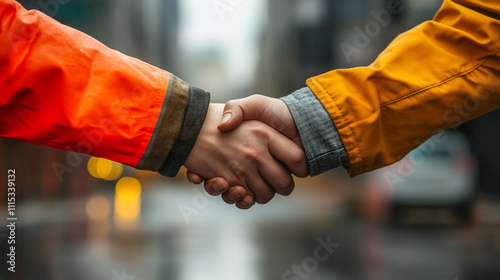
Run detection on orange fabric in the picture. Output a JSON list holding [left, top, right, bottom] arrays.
[[308, 0, 500, 177], [0, 0, 171, 167]]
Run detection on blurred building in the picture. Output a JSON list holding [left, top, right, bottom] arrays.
[[257, 0, 441, 96], [20, 0, 180, 69], [2, 1, 500, 280], [0, 0, 180, 205]]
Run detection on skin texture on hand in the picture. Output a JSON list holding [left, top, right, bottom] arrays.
[[218, 95, 304, 148], [187, 96, 309, 209], [184, 103, 306, 206]]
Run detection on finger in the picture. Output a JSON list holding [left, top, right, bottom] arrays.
[[203, 177, 229, 196], [186, 171, 205, 184], [254, 136, 296, 195], [227, 161, 276, 204], [268, 131, 309, 178], [218, 95, 268, 132], [222, 186, 248, 204], [245, 174, 276, 204], [258, 163, 295, 196], [236, 195, 255, 210], [241, 195, 255, 207]]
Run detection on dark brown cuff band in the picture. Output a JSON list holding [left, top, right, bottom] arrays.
[[158, 86, 210, 177]]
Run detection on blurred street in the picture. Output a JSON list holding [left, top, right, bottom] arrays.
[[2, 0, 500, 279], [1, 170, 500, 280]]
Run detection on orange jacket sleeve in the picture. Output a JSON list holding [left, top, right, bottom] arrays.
[[307, 0, 500, 177], [0, 0, 209, 177]]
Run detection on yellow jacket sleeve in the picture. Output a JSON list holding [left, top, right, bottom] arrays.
[[307, 0, 500, 177]]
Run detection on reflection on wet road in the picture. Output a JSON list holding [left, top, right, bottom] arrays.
[[2, 178, 500, 280]]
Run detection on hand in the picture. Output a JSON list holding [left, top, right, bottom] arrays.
[[184, 103, 306, 205], [218, 95, 304, 147], [187, 173, 256, 209], [187, 95, 308, 208]]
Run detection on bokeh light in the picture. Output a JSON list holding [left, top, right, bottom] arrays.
[[87, 157, 123, 180], [86, 195, 111, 222], [114, 177, 142, 229]]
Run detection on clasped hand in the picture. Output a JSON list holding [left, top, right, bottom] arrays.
[[184, 95, 308, 209]]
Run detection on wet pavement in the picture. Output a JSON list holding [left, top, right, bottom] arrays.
[[1, 178, 500, 280]]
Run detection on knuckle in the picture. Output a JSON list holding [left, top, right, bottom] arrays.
[[227, 161, 246, 177], [225, 100, 237, 109], [250, 94, 265, 100], [258, 129, 272, 140], [241, 146, 262, 163], [249, 124, 271, 139]]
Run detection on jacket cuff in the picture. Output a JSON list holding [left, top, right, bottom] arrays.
[[281, 87, 349, 176], [136, 75, 190, 171], [157, 86, 210, 177], [136, 74, 210, 177]]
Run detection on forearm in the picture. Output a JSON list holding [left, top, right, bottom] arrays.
[[307, 0, 500, 177], [0, 0, 209, 176]]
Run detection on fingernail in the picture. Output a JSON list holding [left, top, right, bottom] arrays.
[[213, 182, 223, 193], [229, 191, 240, 201], [220, 112, 232, 125]]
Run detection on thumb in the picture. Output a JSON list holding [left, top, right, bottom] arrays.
[[217, 95, 267, 132]]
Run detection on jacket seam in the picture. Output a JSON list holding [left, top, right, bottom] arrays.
[[381, 47, 500, 108], [309, 147, 345, 163]]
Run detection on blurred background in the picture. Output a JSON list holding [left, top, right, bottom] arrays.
[[1, 0, 500, 279]]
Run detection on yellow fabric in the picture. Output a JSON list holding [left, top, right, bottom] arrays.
[[307, 0, 500, 177]]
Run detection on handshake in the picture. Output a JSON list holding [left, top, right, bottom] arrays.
[[183, 95, 309, 210]]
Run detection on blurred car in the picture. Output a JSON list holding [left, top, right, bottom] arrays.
[[364, 130, 477, 224]]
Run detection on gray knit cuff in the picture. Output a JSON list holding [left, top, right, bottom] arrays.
[[281, 87, 349, 176]]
